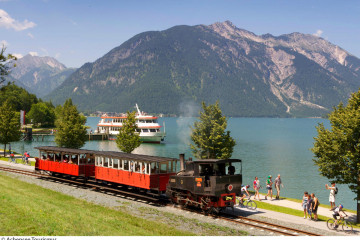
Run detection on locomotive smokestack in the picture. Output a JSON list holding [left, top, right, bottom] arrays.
[[179, 153, 185, 171]]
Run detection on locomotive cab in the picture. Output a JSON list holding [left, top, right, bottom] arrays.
[[166, 156, 242, 211]]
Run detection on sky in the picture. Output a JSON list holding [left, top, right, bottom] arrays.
[[1, 0, 359, 68]]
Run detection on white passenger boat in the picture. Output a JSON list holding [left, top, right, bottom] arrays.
[[96, 104, 166, 143]]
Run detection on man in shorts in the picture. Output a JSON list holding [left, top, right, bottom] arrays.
[[274, 174, 283, 200], [239, 185, 250, 205], [311, 193, 319, 221], [265, 175, 273, 200], [332, 204, 346, 228]]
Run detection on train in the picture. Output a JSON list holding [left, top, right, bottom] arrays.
[[34, 146, 242, 212]]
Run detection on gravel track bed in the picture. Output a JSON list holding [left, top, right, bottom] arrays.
[[3, 171, 344, 236]]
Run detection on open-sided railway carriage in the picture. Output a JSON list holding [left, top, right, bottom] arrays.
[[166, 154, 242, 213], [35, 146, 96, 177], [35, 146, 178, 192]]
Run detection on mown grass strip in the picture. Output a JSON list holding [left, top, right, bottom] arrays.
[[0, 173, 194, 236]]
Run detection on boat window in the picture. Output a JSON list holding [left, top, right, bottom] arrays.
[[146, 120, 152, 123], [113, 159, 119, 169], [143, 129, 149, 132], [136, 129, 141, 133], [156, 129, 160, 132], [160, 162, 168, 173], [104, 157, 109, 167], [150, 162, 158, 174], [150, 129, 156, 132]]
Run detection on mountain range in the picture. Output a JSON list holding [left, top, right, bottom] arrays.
[[33, 21, 360, 116], [6, 54, 76, 97]]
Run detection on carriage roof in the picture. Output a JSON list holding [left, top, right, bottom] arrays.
[[35, 146, 178, 163]]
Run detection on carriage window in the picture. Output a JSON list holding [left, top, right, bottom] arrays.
[[160, 162, 168, 173], [104, 157, 109, 167], [95, 156, 100, 166], [88, 154, 95, 164], [119, 159, 123, 169], [123, 160, 129, 171], [141, 162, 147, 174], [134, 161, 140, 172], [113, 159, 119, 169], [109, 158, 113, 168], [150, 162, 158, 174]]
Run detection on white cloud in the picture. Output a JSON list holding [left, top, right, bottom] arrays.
[[1, 40, 8, 47], [29, 51, 38, 56], [27, 33, 34, 39], [0, 9, 36, 31], [313, 29, 323, 37], [12, 53, 23, 59], [55, 52, 61, 59]]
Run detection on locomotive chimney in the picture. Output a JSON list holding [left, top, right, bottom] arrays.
[[179, 153, 185, 171]]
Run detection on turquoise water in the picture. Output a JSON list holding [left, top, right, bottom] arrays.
[[9, 117, 356, 210]]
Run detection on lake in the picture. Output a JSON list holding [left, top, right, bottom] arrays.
[[9, 117, 356, 210]]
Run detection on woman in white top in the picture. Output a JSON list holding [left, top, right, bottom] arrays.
[[326, 182, 336, 209]]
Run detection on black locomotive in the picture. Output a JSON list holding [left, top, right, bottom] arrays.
[[166, 154, 242, 213]]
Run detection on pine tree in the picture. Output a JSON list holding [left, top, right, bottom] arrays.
[[312, 89, 360, 222], [116, 111, 141, 153], [54, 99, 87, 149], [190, 101, 235, 159], [0, 100, 21, 156], [0, 46, 17, 85]]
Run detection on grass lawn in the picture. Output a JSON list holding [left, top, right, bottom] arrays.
[[0, 156, 35, 166], [0, 173, 195, 236]]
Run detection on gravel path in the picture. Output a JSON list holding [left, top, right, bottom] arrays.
[[0, 165, 348, 236]]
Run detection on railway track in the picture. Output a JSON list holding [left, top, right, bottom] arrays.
[[0, 165, 321, 236]]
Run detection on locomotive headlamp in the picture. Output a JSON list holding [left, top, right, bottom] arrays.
[[227, 184, 233, 192]]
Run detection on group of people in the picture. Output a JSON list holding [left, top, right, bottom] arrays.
[[301, 192, 320, 221], [238, 174, 284, 204], [8, 151, 30, 165]]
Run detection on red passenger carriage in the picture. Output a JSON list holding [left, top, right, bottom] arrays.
[[35, 146, 178, 192]]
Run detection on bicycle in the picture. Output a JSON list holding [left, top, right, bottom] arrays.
[[237, 195, 257, 210], [326, 213, 353, 234]]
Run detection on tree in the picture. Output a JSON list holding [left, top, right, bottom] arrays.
[[0, 83, 38, 112], [116, 111, 141, 153], [190, 101, 235, 159], [54, 99, 87, 149], [311, 89, 360, 222], [27, 102, 56, 127], [0, 46, 17, 85], [0, 100, 21, 156]]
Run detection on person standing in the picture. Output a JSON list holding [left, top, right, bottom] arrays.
[[326, 182, 337, 209], [311, 193, 319, 221], [253, 176, 261, 201], [307, 194, 313, 220], [265, 175, 273, 200], [274, 174, 283, 200], [302, 191, 309, 219]]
